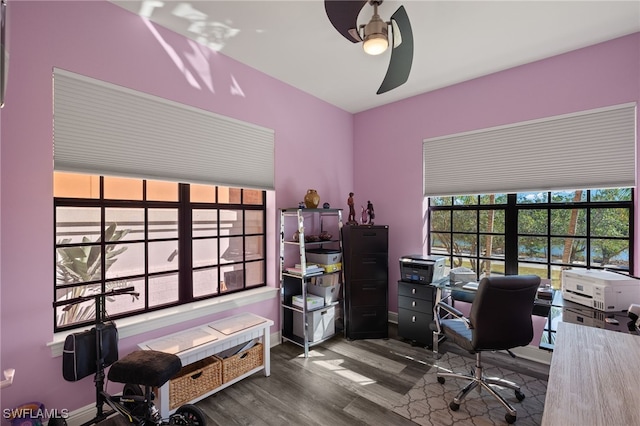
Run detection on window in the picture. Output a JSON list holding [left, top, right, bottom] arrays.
[[54, 172, 266, 332], [429, 188, 633, 288]]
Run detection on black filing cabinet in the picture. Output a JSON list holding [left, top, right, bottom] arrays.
[[398, 280, 436, 346], [342, 225, 389, 339]]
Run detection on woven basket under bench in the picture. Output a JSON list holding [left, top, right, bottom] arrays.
[[221, 343, 264, 383], [169, 355, 222, 409]]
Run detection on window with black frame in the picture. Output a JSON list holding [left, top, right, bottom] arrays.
[[54, 172, 266, 332], [428, 188, 633, 289]]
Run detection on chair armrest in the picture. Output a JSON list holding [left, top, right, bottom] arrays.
[[435, 301, 472, 329]]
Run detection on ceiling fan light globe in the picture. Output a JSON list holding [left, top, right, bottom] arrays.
[[363, 34, 388, 55]]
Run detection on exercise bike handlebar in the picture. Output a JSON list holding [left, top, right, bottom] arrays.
[[53, 286, 140, 308]]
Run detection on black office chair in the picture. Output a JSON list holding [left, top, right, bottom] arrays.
[[433, 274, 540, 424]]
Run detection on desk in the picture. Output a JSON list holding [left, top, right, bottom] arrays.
[[540, 291, 630, 350], [542, 322, 640, 425]]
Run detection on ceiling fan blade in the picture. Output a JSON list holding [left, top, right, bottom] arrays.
[[324, 0, 367, 42], [377, 5, 413, 94]]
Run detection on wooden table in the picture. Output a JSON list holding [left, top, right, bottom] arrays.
[[542, 322, 640, 425]]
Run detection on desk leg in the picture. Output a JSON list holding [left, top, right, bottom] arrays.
[[263, 326, 271, 377]]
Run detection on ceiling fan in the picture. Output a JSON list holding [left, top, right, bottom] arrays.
[[324, 0, 413, 95]]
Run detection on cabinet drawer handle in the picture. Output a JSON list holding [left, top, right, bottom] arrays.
[[412, 301, 417, 307], [412, 288, 416, 294], [412, 316, 416, 323]]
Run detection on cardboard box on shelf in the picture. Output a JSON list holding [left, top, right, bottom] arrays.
[[292, 294, 324, 310], [308, 282, 341, 305], [293, 306, 335, 342]]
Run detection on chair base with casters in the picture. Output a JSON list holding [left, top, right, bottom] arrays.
[[436, 351, 525, 424], [432, 274, 540, 425]]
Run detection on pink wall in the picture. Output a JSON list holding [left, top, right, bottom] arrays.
[[0, 1, 353, 413], [353, 33, 640, 313], [1, 0, 638, 416]]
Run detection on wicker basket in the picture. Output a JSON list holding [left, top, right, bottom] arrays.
[[221, 343, 264, 383], [169, 355, 222, 409]]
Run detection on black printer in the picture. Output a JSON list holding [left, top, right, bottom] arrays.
[[399, 254, 445, 284]]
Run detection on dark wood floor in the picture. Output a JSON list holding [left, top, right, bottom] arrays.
[[195, 324, 550, 425]]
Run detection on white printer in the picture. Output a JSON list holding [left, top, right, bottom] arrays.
[[562, 269, 640, 312]]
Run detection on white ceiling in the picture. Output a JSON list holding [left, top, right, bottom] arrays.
[[111, 1, 640, 113]]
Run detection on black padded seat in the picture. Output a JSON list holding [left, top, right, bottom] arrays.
[[108, 350, 182, 387]]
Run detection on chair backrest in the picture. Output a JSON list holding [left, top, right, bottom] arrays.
[[469, 275, 541, 351]]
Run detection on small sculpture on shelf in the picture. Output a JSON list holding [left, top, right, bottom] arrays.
[[360, 200, 375, 225], [347, 192, 358, 225]]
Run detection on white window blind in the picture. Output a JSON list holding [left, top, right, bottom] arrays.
[[53, 68, 275, 189], [423, 103, 637, 197]]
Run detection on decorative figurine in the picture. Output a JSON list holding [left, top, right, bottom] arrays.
[[323, 202, 330, 209], [347, 192, 358, 225], [360, 200, 376, 225]]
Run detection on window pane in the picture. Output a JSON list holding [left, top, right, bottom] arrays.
[[221, 236, 243, 263], [219, 187, 241, 204], [193, 209, 218, 237], [481, 259, 505, 277], [147, 180, 178, 201], [430, 211, 450, 232], [220, 209, 243, 235], [479, 210, 504, 233], [518, 262, 547, 279], [193, 267, 219, 297], [591, 188, 632, 202], [105, 242, 144, 279], [221, 267, 245, 292], [54, 172, 100, 198], [103, 176, 143, 200], [56, 207, 101, 243], [245, 236, 264, 260], [591, 238, 629, 269], [590, 208, 629, 237], [149, 273, 178, 307], [480, 194, 507, 205], [245, 261, 265, 287], [193, 238, 218, 267], [518, 209, 547, 234], [518, 236, 547, 262], [551, 189, 586, 203], [452, 210, 476, 232], [105, 208, 143, 241], [105, 277, 146, 315], [480, 234, 505, 258], [430, 197, 452, 206], [551, 237, 586, 266], [431, 233, 450, 256], [243, 189, 263, 205], [148, 209, 178, 240], [56, 245, 102, 285], [149, 240, 179, 273], [551, 208, 586, 236], [246, 210, 264, 234], [55, 284, 101, 326], [453, 195, 478, 205], [453, 233, 476, 256], [517, 192, 548, 204], [191, 184, 216, 203]]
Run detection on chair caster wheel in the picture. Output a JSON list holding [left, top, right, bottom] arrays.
[[515, 389, 525, 401], [437, 376, 445, 384], [505, 413, 517, 424], [449, 402, 460, 411]]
